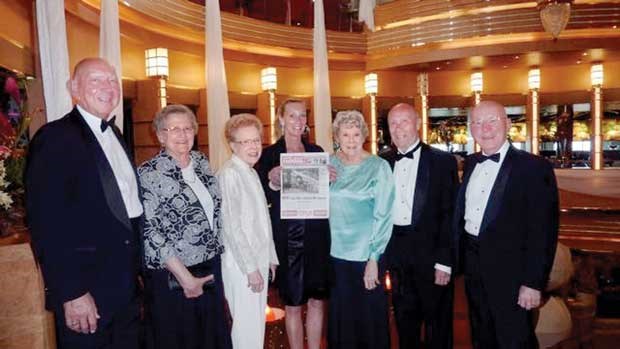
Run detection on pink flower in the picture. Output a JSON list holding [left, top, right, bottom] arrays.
[[4, 76, 21, 105], [0, 111, 15, 141], [0, 145, 10, 159]]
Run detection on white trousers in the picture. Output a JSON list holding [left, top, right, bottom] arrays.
[[222, 251, 268, 349]]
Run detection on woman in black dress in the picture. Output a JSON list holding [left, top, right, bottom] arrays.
[[256, 99, 331, 349]]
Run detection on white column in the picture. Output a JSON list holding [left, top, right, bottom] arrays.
[[359, 0, 376, 31], [35, 0, 72, 122], [205, 0, 232, 170], [100, 0, 124, 131], [313, 0, 333, 152]]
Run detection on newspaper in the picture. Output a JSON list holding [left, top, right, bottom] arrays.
[[280, 152, 330, 219]]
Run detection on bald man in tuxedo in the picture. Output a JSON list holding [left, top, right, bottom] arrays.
[[26, 58, 143, 349], [380, 103, 458, 349], [454, 101, 559, 348]]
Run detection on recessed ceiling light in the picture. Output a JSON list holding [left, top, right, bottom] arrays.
[[514, 55, 520, 59], [613, 25, 618, 29], [436, 67, 441, 70], [446, 61, 451, 65], [503, 65, 507, 68], [582, 52, 588, 56], [576, 60, 582, 64]]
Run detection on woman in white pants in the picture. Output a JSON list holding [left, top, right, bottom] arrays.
[[218, 113, 279, 349]]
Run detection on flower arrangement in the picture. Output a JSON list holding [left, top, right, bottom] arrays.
[[0, 70, 32, 214]]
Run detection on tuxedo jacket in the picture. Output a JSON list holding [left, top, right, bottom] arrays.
[[454, 146, 559, 310], [26, 107, 140, 322], [380, 143, 459, 281]]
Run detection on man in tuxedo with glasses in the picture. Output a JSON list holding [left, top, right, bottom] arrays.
[[455, 100, 559, 348]]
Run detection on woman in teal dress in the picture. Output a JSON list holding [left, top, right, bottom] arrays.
[[328, 110, 395, 349]]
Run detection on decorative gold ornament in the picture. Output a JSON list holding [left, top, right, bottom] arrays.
[[538, 0, 573, 40]]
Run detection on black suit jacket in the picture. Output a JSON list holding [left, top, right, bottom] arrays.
[[380, 143, 458, 280], [454, 146, 559, 311], [25, 107, 140, 322]]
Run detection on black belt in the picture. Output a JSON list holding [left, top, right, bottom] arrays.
[[392, 225, 414, 236], [463, 233, 480, 252]]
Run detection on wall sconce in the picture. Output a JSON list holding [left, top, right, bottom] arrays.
[[365, 73, 378, 154], [528, 68, 541, 90], [145, 48, 169, 109], [261, 67, 278, 143], [261, 67, 277, 91], [365, 73, 378, 95], [145, 48, 169, 78], [470, 72, 483, 94], [591, 63, 603, 87]]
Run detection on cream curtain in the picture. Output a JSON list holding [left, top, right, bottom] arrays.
[[99, 0, 124, 131], [205, 0, 231, 170], [35, 0, 72, 122], [359, 0, 376, 31], [313, 0, 333, 152]]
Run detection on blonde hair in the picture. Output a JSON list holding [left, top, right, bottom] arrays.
[[224, 113, 263, 143], [332, 110, 369, 140]]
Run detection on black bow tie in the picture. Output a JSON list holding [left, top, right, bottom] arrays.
[[477, 152, 500, 163], [395, 142, 422, 162], [100, 116, 116, 132]]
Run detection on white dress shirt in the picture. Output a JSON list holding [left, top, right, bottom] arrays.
[[218, 154, 279, 274], [393, 140, 451, 274], [181, 160, 215, 228], [464, 141, 510, 236], [393, 140, 420, 226], [79, 106, 143, 218]]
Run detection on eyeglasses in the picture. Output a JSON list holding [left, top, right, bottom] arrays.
[[470, 115, 502, 128], [234, 138, 262, 147], [162, 126, 195, 136]]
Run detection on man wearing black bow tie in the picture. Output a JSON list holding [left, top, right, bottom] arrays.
[[26, 58, 143, 349], [380, 103, 458, 349], [455, 101, 559, 348]]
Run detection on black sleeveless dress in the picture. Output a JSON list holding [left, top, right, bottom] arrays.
[[256, 137, 331, 305]]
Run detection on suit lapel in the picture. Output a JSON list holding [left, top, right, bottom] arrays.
[[479, 146, 515, 236], [383, 148, 397, 170], [456, 156, 476, 230], [70, 109, 133, 232], [411, 144, 429, 224]]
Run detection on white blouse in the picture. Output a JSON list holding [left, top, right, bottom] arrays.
[[218, 155, 279, 274]]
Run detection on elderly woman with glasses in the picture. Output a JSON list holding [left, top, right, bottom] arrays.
[[138, 104, 231, 349], [218, 113, 279, 349], [328, 110, 395, 349]]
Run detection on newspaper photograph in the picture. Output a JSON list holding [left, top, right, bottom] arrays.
[[280, 152, 330, 219]]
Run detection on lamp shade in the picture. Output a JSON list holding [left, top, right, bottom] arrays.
[[470, 72, 483, 93], [591, 63, 603, 86], [145, 48, 169, 78], [417, 73, 429, 96], [528, 68, 541, 90], [261, 67, 277, 91], [365, 73, 378, 95]]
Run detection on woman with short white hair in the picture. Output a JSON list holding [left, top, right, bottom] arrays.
[[327, 110, 395, 349], [218, 113, 279, 349]]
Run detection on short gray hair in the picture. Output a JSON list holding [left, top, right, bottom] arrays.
[[153, 104, 198, 134], [332, 110, 368, 140]]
